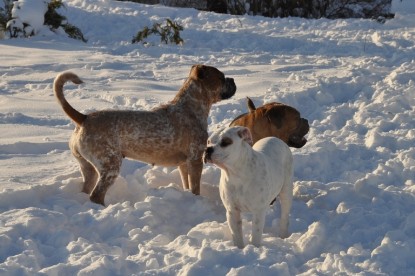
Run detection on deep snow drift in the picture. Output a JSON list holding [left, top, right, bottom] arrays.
[[0, 0, 414, 275]]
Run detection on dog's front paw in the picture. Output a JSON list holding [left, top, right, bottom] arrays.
[[233, 238, 244, 249], [250, 234, 262, 248], [278, 228, 289, 239]]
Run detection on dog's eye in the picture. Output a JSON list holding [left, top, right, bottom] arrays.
[[220, 138, 233, 147]]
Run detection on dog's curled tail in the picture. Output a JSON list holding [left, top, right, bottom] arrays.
[[54, 72, 86, 126]]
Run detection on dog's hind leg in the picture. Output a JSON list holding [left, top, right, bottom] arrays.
[[278, 180, 293, 238], [89, 154, 123, 206], [74, 155, 98, 194], [179, 163, 190, 190], [72, 149, 98, 194]]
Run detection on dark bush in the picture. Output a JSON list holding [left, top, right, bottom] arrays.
[[207, 0, 227, 14], [132, 19, 184, 45], [0, 0, 13, 34], [225, 0, 393, 20], [121, 0, 393, 20]]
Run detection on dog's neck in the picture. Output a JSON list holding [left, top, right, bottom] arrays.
[[172, 81, 212, 124], [221, 144, 256, 179]]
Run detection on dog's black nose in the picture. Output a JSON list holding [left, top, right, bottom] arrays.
[[222, 78, 236, 100], [206, 147, 214, 155], [203, 147, 214, 163]]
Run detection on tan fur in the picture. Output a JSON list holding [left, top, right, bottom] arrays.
[[54, 65, 236, 205], [230, 97, 309, 148]]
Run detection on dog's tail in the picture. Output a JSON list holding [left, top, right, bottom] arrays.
[[53, 72, 87, 126]]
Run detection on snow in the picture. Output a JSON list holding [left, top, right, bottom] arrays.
[[0, 0, 414, 274], [7, 0, 50, 36]]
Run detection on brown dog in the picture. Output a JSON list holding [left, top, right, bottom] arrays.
[[54, 65, 236, 205], [230, 97, 309, 148]]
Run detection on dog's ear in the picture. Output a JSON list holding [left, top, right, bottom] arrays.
[[192, 64, 206, 79], [247, 97, 256, 112], [237, 127, 253, 146]]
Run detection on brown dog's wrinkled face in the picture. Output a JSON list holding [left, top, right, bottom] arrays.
[[259, 102, 309, 148], [230, 98, 309, 148], [189, 65, 236, 103]]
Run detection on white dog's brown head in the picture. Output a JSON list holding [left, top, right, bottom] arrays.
[[203, 126, 253, 170]]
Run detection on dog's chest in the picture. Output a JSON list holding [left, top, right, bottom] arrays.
[[219, 171, 271, 212]]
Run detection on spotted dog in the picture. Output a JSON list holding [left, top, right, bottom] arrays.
[[54, 65, 236, 205]]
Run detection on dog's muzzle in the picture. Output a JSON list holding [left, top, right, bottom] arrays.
[[288, 118, 310, 148], [203, 147, 214, 163], [221, 78, 236, 100]]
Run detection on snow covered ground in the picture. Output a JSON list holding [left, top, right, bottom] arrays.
[[0, 0, 414, 275]]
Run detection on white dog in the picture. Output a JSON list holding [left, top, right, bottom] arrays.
[[203, 126, 293, 248]]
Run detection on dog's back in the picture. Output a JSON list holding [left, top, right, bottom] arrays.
[[253, 137, 293, 201], [254, 137, 292, 167]]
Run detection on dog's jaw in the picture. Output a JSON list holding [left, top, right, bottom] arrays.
[[288, 118, 309, 148], [202, 147, 213, 164], [221, 78, 236, 100], [203, 144, 231, 170]]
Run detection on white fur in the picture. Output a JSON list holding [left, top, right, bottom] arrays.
[[204, 126, 293, 248]]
